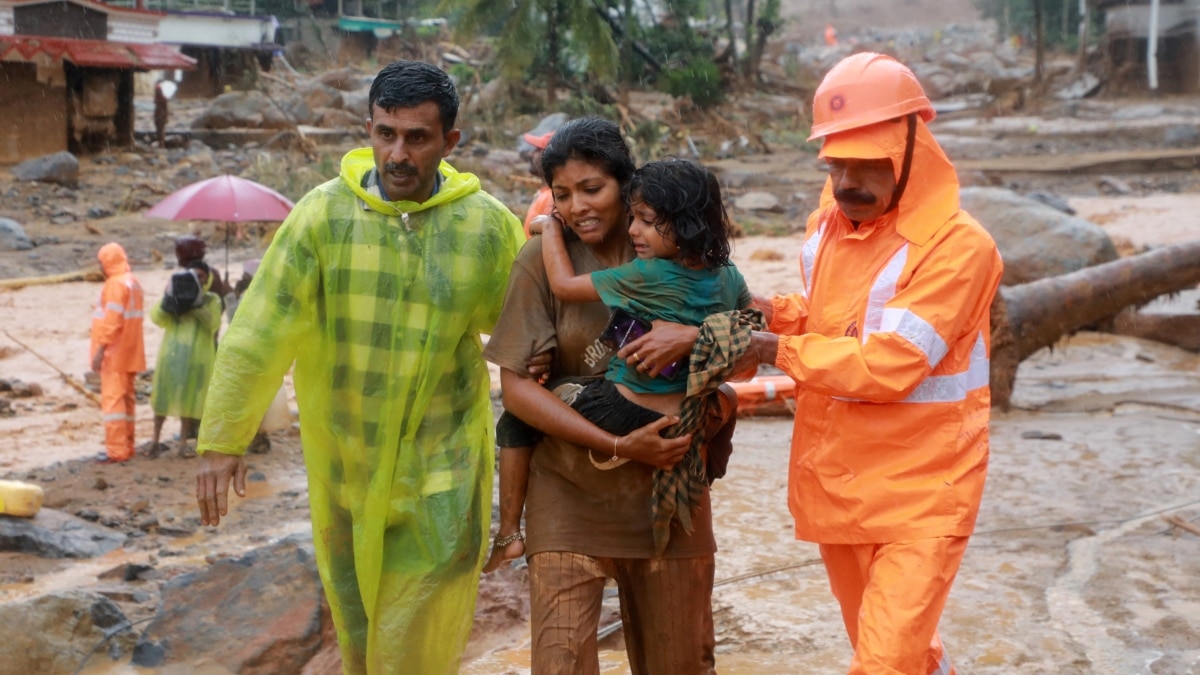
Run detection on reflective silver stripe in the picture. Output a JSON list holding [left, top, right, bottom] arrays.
[[106, 302, 125, 313], [879, 307, 949, 369], [92, 309, 105, 319], [800, 221, 825, 298], [102, 413, 129, 422], [902, 332, 989, 404], [124, 310, 143, 319], [834, 332, 988, 405], [861, 244, 908, 340]]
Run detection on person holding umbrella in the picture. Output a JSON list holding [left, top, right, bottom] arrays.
[[193, 60, 524, 674]]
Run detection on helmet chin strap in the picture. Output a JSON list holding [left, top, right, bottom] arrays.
[[885, 114, 918, 214]]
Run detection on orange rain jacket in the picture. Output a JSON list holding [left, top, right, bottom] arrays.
[[523, 185, 553, 238], [91, 243, 146, 373], [771, 117, 1003, 545]]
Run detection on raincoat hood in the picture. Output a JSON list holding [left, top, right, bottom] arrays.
[[98, 242, 131, 277], [339, 147, 481, 216], [819, 115, 960, 247]]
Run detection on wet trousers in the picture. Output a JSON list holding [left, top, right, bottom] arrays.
[[100, 370, 136, 461], [820, 536, 968, 675], [317, 479, 486, 675], [528, 551, 716, 675]]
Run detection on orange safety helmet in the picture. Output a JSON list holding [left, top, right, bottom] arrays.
[[808, 52, 935, 141]]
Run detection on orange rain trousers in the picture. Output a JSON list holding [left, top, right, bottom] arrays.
[[820, 536, 966, 675], [100, 370, 137, 461]]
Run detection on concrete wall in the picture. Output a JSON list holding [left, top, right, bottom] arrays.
[[0, 62, 67, 164]]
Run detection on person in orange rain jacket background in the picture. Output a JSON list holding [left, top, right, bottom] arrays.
[[90, 242, 146, 463], [736, 53, 1004, 674], [521, 130, 555, 237]]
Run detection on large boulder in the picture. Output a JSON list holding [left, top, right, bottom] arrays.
[[0, 508, 126, 558], [192, 91, 278, 129], [0, 217, 33, 251], [134, 533, 330, 672], [0, 590, 136, 672], [342, 86, 370, 117], [959, 187, 1119, 285], [301, 82, 344, 111], [12, 151, 80, 186]]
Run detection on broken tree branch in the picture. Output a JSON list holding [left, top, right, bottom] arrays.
[[1, 329, 101, 406], [1163, 515, 1200, 538]]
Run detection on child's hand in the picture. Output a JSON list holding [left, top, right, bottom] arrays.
[[531, 215, 559, 235], [526, 349, 553, 384]]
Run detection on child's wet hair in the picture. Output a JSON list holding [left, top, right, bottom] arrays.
[[628, 158, 732, 268]]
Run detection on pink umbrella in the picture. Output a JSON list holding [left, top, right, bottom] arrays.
[[146, 174, 294, 280]]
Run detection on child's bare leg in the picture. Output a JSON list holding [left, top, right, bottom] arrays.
[[483, 445, 531, 573]]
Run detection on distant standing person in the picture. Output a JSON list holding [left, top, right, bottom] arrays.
[[147, 260, 222, 459], [192, 60, 524, 673], [154, 81, 170, 148], [174, 235, 232, 305], [90, 242, 146, 463]]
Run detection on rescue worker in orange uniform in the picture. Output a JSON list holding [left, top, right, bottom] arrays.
[[90, 242, 146, 463], [738, 53, 1004, 674]]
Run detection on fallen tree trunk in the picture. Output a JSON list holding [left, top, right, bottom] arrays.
[[0, 267, 103, 290], [991, 240, 1200, 409], [1111, 309, 1200, 352]]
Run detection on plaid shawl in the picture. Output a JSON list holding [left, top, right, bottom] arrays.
[[653, 308, 765, 554]]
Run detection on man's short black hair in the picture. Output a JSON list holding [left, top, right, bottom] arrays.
[[368, 60, 459, 133]]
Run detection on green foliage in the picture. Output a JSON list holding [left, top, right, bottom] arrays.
[[662, 58, 723, 108], [557, 95, 619, 121], [441, 0, 618, 91], [243, 152, 338, 203], [973, 0, 1100, 50]]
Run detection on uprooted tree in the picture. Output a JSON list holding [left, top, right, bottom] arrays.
[[990, 240, 1200, 409]]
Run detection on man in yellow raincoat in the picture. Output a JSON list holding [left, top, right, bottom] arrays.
[[194, 60, 524, 673], [738, 53, 1004, 674]]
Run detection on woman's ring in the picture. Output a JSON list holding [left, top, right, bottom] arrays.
[[633, 352, 641, 363]]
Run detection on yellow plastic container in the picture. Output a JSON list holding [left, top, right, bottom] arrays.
[[0, 479, 44, 518]]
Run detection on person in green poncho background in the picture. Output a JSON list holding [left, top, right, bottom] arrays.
[[147, 259, 221, 459], [193, 60, 525, 673]]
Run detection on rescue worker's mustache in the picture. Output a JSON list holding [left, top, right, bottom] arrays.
[[384, 162, 418, 176], [834, 188, 877, 205]]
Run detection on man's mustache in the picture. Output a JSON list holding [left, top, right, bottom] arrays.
[[834, 188, 877, 205], [383, 162, 419, 176]]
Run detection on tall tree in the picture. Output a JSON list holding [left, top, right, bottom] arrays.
[[443, 0, 618, 103]]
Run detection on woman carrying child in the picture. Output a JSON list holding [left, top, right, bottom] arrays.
[[483, 117, 748, 674]]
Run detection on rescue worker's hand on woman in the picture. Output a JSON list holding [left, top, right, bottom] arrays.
[[196, 452, 247, 526], [618, 320, 699, 379]]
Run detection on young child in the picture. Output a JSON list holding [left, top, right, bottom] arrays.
[[483, 158, 751, 572]]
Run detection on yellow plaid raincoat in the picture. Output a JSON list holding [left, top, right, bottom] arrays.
[[197, 148, 524, 673]]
